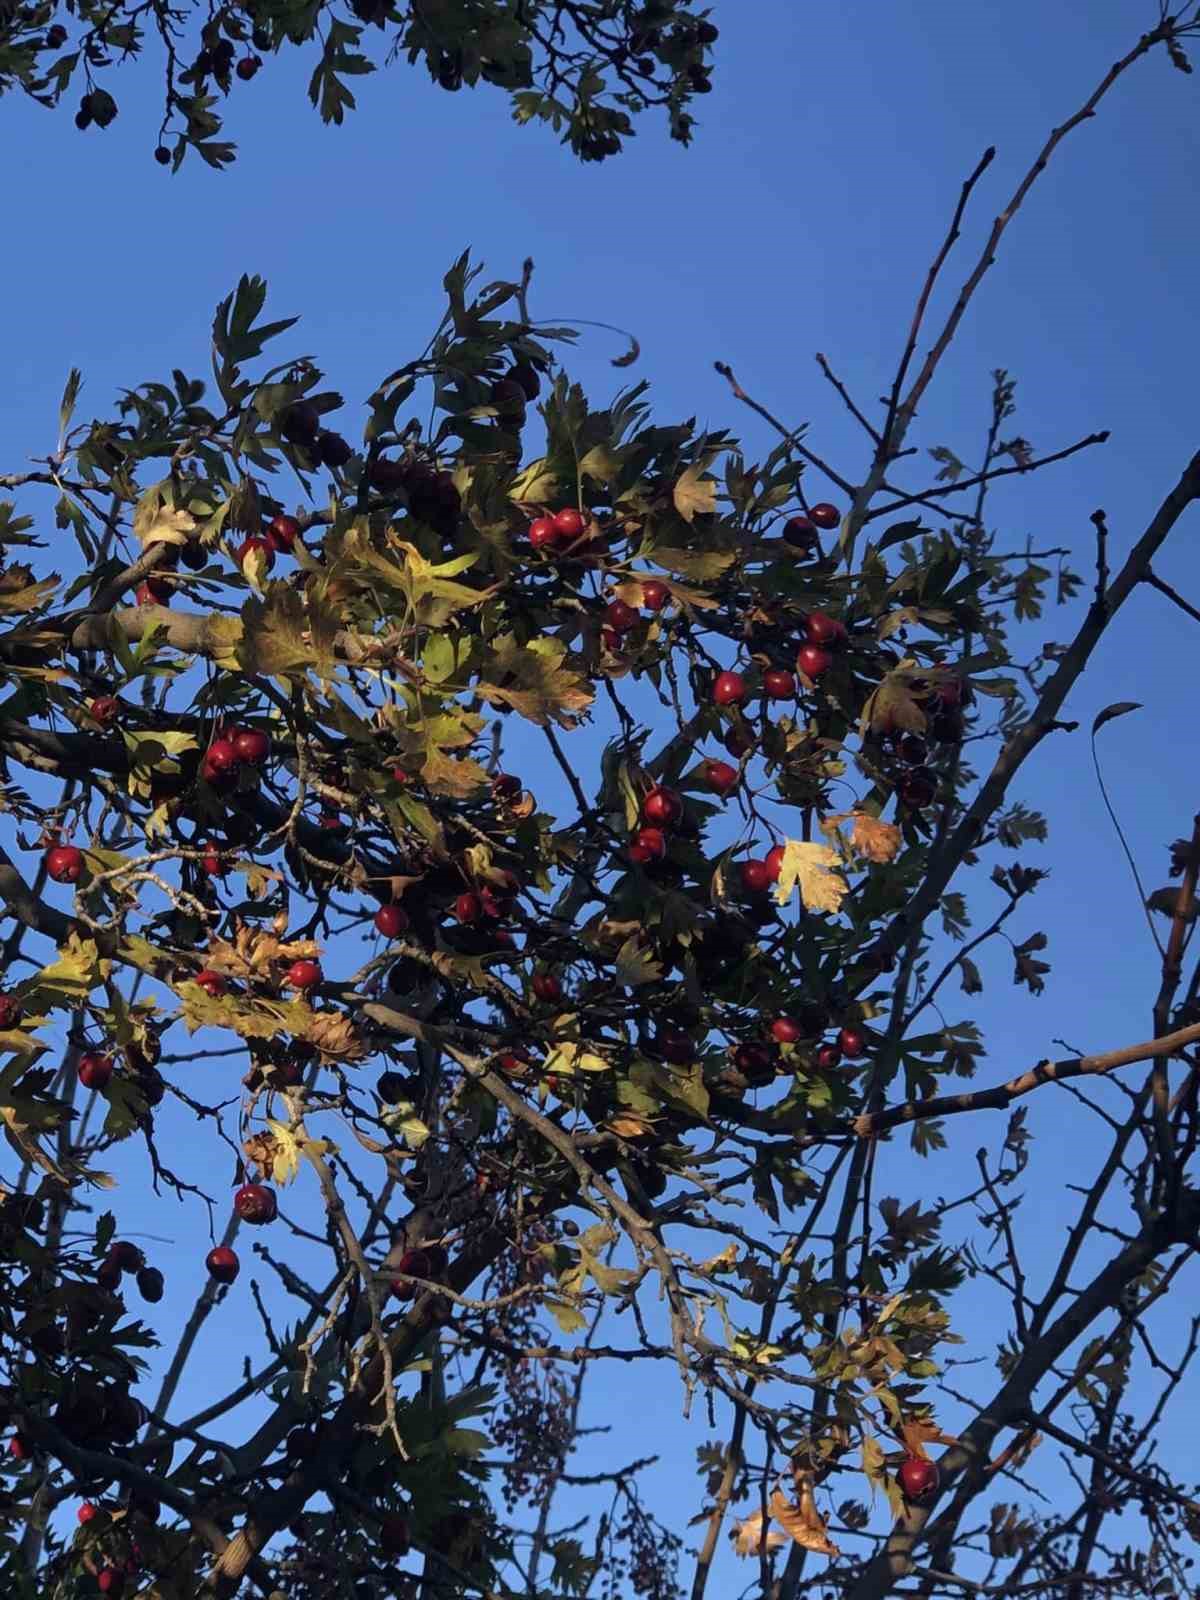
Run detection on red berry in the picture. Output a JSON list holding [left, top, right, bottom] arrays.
[[629, 826, 667, 862], [97, 1568, 124, 1595], [201, 848, 225, 877], [136, 1266, 164, 1303], [605, 598, 639, 634], [108, 1241, 143, 1273], [78, 1502, 99, 1525], [763, 668, 795, 699], [194, 968, 226, 997], [532, 972, 562, 1003], [7, 1433, 31, 1461], [78, 1052, 113, 1090], [206, 1245, 240, 1283], [723, 725, 754, 758], [0, 994, 21, 1028], [286, 959, 322, 992], [454, 892, 482, 924], [796, 643, 833, 680], [733, 1043, 774, 1085], [232, 727, 270, 766], [96, 1256, 122, 1292], [641, 579, 670, 611], [45, 844, 84, 883], [898, 1456, 939, 1500], [815, 1043, 842, 1070], [237, 536, 275, 574], [742, 859, 773, 895], [898, 767, 938, 809], [380, 1512, 411, 1555], [782, 515, 819, 551], [90, 696, 120, 725], [205, 737, 239, 773], [375, 904, 409, 938], [391, 767, 411, 785], [643, 786, 682, 826], [529, 517, 559, 551], [837, 1026, 869, 1058], [233, 1183, 277, 1225], [552, 508, 586, 540], [492, 772, 522, 800], [702, 759, 739, 795], [713, 670, 746, 707], [771, 1018, 802, 1044], [765, 845, 785, 882], [601, 627, 623, 652], [135, 579, 171, 606], [804, 612, 847, 647], [808, 502, 840, 530], [235, 53, 261, 80]]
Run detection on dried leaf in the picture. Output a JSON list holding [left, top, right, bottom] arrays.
[[769, 1487, 839, 1557], [850, 814, 902, 864], [204, 924, 320, 980], [301, 1010, 369, 1063], [731, 1511, 787, 1558], [900, 1417, 958, 1460]]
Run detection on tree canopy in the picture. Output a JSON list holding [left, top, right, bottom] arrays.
[[3, 7, 1200, 1600], [0, 0, 717, 168]]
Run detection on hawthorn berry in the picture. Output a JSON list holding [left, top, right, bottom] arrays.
[[898, 1456, 938, 1499], [702, 758, 739, 795], [45, 844, 84, 883], [742, 859, 773, 895], [78, 1052, 113, 1090], [233, 1183, 277, 1225], [532, 972, 562, 1003], [552, 508, 586, 540], [713, 670, 746, 706], [206, 1245, 240, 1283], [643, 786, 682, 826], [194, 969, 226, 997], [266, 514, 301, 551], [795, 643, 832, 680], [808, 502, 840, 530], [286, 959, 322, 992], [374, 904, 409, 938], [763, 668, 795, 699], [641, 578, 670, 611]]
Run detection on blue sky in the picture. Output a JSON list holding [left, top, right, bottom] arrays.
[[3, 0, 1200, 1589]]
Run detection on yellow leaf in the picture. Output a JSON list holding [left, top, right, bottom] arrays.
[[477, 634, 594, 728], [773, 839, 848, 915], [544, 1041, 610, 1075], [672, 462, 719, 522], [419, 747, 490, 799], [607, 1113, 654, 1139], [509, 457, 561, 504], [899, 1416, 959, 1460], [849, 814, 902, 864], [301, 1009, 368, 1063], [133, 486, 197, 550]]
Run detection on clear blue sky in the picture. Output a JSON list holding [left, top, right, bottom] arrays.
[[3, 0, 1199, 1588]]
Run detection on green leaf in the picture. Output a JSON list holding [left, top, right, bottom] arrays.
[[545, 1298, 588, 1335]]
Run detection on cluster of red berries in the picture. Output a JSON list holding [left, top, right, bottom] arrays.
[[779, 500, 840, 556], [390, 1241, 449, 1300], [201, 724, 271, 784], [235, 512, 304, 576], [628, 783, 685, 865]]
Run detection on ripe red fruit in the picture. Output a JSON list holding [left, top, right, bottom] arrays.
[[763, 668, 795, 699], [529, 516, 559, 551], [380, 1512, 411, 1556], [233, 1183, 277, 1225], [795, 643, 833, 680], [492, 772, 522, 800], [605, 598, 640, 634], [552, 507, 586, 539], [391, 766, 411, 785], [201, 848, 225, 877], [390, 1246, 432, 1298], [808, 502, 840, 530], [237, 536, 276, 574], [97, 1255, 123, 1292], [454, 892, 482, 924], [0, 994, 21, 1028], [235, 53, 261, 79], [205, 737, 239, 773], [7, 1433, 31, 1461], [713, 670, 746, 706], [733, 1043, 775, 1085], [629, 826, 667, 863], [194, 969, 226, 997], [45, 844, 84, 883], [742, 859, 773, 894], [723, 724, 754, 758], [78, 1052, 113, 1090], [136, 1266, 164, 1304], [837, 1026, 869, 1058], [641, 579, 670, 611], [898, 1456, 939, 1499], [109, 1241, 144, 1273], [135, 578, 171, 606], [782, 515, 819, 551], [643, 786, 682, 826], [90, 695, 120, 725], [280, 402, 320, 444], [232, 727, 270, 766], [898, 767, 937, 809], [765, 845, 785, 882], [815, 1042, 842, 1070], [78, 1502, 99, 1525], [206, 1245, 240, 1283], [374, 904, 409, 938], [532, 972, 562, 1003], [97, 1568, 125, 1595], [804, 612, 847, 647], [770, 1018, 802, 1044], [702, 758, 739, 795], [286, 959, 322, 992]]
